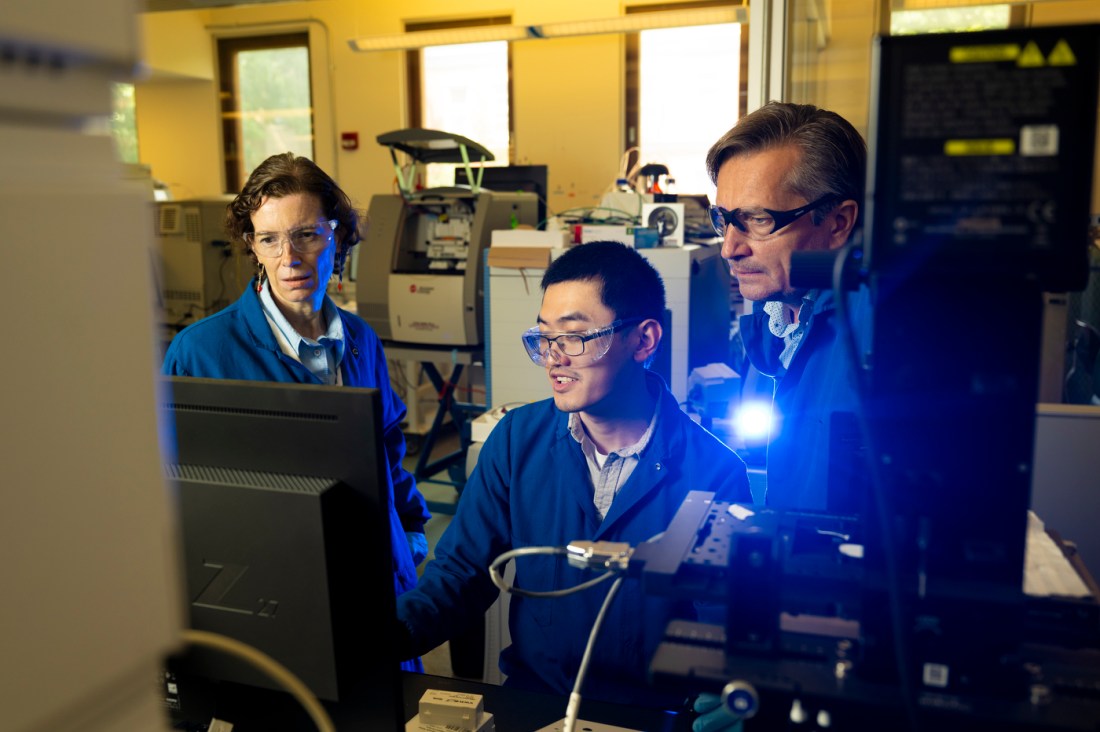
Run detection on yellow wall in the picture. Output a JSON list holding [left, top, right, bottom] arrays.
[[795, 0, 880, 136], [136, 1, 1100, 213], [137, 0, 630, 216], [1031, 2, 1100, 214], [140, 9, 216, 79], [1030, 0, 1100, 24]]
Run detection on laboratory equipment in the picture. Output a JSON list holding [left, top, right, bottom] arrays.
[[356, 129, 539, 346], [455, 164, 549, 229], [638, 162, 670, 195], [641, 201, 685, 247], [636, 24, 1100, 731], [4, 3, 183, 732], [154, 196, 253, 331]]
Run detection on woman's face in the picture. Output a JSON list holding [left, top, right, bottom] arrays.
[[249, 192, 339, 313]]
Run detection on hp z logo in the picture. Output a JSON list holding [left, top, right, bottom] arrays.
[[192, 560, 278, 617]]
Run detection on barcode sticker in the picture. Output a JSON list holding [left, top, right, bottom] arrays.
[[1020, 124, 1059, 156], [922, 662, 950, 688]]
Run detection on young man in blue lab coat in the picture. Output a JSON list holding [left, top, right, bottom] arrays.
[[395, 241, 752, 714]]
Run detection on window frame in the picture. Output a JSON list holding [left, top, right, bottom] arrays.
[[110, 82, 139, 164], [404, 16, 514, 162], [217, 32, 313, 194], [624, 1, 748, 156]]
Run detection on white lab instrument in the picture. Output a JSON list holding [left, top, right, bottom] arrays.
[[3, 3, 183, 731], [356, 130, 539, 346], [154, 197, 252, 329]]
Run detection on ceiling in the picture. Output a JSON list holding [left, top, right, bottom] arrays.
[[143, 0, 307, 11]]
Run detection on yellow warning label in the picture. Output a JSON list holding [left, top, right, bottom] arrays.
[[944, 139, 1016, 156], [949, 44, 1019, 63], [1018, 41, 1046, 67], [1048, 39, 1077, 66]]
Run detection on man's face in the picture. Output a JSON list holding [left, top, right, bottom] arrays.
[[536, 279, 637, 416], [715, 145, 846, 304]]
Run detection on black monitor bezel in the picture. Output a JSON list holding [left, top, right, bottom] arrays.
[[160, 376, 402, 731]]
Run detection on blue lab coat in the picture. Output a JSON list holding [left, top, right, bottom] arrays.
[[397, 371, 752, 708], [739, 287, 872, 512]]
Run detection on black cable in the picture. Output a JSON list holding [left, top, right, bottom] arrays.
[[212, 243, 232, 310], [831, 243, 920, 732]]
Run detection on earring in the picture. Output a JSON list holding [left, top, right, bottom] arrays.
[[335, 250, 346, 292], [255, 262, 264, 293]]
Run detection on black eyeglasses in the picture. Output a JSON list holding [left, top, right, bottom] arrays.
[[709, 194, 837, 240]]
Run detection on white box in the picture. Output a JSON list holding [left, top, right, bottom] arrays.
[[593, 190, 649, 221], [471, 409, 506, 443], [579, 224, 635, 246], [486, 262, 552, 409], [533, 720, 639, 732], [407, 712, 495, 732], [417, 689, 484, 730], [388, 273, 472, 345], [491, 229, 570, 247]]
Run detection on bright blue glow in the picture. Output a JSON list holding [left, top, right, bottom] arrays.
[[735, 400, 773, 441]]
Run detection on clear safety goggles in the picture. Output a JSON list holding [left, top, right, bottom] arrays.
[[245, 219, 338, 257], [521, 318, 643, 367]]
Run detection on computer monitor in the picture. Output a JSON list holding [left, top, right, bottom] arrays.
[[455, 164, 549, 227], [159, 376, 402, 731]]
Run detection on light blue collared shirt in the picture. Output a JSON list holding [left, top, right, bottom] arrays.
[[259, 286, 346, 384], [764, 289, 819, 370]]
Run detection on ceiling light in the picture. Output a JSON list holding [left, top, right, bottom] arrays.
[[349, 6, 748, 53]]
